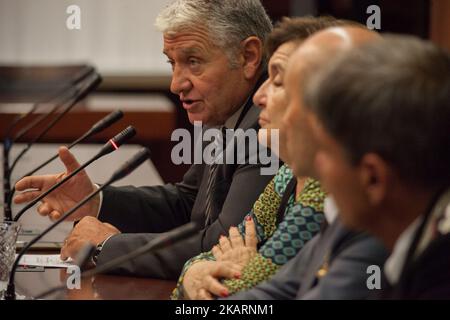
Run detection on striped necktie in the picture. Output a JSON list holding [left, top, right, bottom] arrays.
[[204, 127, 225, 227]]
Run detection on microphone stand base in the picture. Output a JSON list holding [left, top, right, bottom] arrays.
[[0, 286, 29, 300]]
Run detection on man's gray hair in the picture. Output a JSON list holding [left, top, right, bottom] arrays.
[[155, 0, 272, 67], [305, 35, 450, 189]]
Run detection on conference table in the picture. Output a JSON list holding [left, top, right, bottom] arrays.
[[5, 141, 177, 300], [15, 257, 176, 300], [3, 142, 177, 300], [1, 90, 179, 300]]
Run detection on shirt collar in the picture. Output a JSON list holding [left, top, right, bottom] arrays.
[[324, 196, 339, 224], [384, 187, 450, 285], [416, 188, 450, 254], [383, 216, 422, 285]]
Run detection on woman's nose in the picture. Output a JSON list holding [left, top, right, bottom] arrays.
[[253, 79, 269, 108]]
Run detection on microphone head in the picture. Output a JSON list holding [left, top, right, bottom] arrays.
[[90, 110, 124, 135], [110, 148, 151, 182], [111, 125, 136, 148], [96, 126, 136, 158]]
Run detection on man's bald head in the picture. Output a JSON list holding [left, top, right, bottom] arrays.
[[282, 26, 380, 179], [311, 26, 381, 47], [287, 26, 381, 89], [305, 34, 450, 241]]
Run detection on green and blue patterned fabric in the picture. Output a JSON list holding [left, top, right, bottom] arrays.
[[171, 164, 326, 299]]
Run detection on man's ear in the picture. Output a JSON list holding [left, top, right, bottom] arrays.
[[240, 36, 263, 80], [358, 153, 391, 206]]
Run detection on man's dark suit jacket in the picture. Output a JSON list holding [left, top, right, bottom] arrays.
[[229, 219, 389, 299], [383, 233, 450, 299], [96, 82, 276, 280], [382, 189, 450, 300]]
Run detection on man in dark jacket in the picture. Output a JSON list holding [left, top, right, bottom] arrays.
[[14, 0, 277, 280], [308, 35, 450, 299]]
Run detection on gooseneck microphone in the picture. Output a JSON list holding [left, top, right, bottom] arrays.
[[6, 110, 124, 208], [10, 87, 82, 145], [20, 109, 123, 180], [12, 126, 136, 222], [74, 243, 97, 270], [6, 88, 75, 145], [8, 73, 102, 176], [36, 221, 199, 300], [84, 221, 200, 277], [3, 72, 102, 221], [3, 66, 95, 142], [4, 148, 151, 300]]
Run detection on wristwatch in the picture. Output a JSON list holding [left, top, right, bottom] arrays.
[[92, 239, 107, 266]]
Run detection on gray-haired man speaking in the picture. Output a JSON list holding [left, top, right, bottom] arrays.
[[14, 0, 275, 279]]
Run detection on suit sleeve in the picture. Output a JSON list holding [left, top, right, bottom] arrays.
[[299, 235, 388, 300], [97, 163, 200, 233], [96, 162, 273, 280]]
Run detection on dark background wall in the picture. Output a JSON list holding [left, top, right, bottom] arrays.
[[104, 0, 446, 183], [262, 0, 430, 37], [163, 0, 434, 182]]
